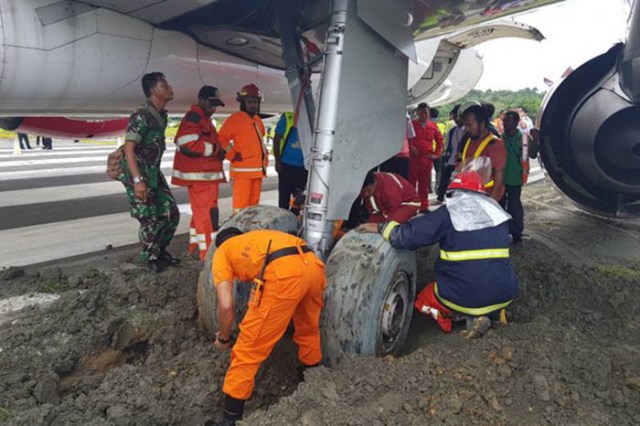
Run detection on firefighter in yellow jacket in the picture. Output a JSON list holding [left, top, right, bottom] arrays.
[[172, 86, 226, 260], [218, 84, 268, 212]]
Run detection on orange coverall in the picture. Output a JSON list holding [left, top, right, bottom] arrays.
[[172, 105, 226, 259], [212, 230, 326, 400], [218, 112, 268, 211]]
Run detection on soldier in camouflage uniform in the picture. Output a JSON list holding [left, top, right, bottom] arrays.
[[120, 72, 180, 273]]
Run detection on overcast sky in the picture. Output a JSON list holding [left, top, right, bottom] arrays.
[[475, 0, 629, 91]]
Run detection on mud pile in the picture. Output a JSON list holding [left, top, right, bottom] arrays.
[[1, 181, 640, 425]]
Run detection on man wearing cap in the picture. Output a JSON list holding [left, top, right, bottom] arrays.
[[172, 86, 226, 260], [218, 84, 268, 212], [211, 227, 326, 425]]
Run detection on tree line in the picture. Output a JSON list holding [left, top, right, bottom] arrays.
[[435, 88, 546, 121]]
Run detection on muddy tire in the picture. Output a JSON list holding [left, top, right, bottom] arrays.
[[320, 231, 417, 363], [196, 205, 300, 338]]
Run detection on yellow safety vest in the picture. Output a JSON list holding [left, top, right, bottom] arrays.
[[275, 112, 294, 156], [461, 134, 496, 189]]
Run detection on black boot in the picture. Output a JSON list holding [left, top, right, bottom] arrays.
[[145, 260, 165, 273], [211, 395, 245, 426], [159, 250, 180, 267]]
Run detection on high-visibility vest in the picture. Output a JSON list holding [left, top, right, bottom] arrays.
[[461, 134, 496, 189], [275, 112, 295, 156]]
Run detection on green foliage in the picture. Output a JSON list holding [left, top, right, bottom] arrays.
[[0, 406, 13, 421], [594, 264, 640, 281], [437, 88, 545, 122]]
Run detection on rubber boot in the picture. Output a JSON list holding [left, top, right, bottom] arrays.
[[211, 395, 245, 426]]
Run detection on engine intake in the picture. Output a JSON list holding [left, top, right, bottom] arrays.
[[539, 43, 640, 217]]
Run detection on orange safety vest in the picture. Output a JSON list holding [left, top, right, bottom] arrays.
[[172, 105, 225, 186], [461, 134, 497, 189], [218, 112, 268, 179]]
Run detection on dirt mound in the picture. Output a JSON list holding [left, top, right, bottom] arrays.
[[1, 181, 640, 425]]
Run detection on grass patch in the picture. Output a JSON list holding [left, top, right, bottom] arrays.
[[594, 265, 640, 281], [41, 279, 70, 294], [0, 407, 13, 422]]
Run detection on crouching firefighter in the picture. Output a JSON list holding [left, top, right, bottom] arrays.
[[172, 86, 226, 260], [359, 167, 519, 339], [210, 227, 326, 425]]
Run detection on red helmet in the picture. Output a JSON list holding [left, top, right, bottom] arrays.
[[236, 84, 262, 100], [447, 171, 485, 194]]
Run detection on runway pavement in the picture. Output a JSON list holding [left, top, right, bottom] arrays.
[[0, 138, 546, 268], [0, 139, 278, 267]]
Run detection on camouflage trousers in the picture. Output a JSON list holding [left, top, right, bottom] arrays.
[[124, 173, 180, 262]]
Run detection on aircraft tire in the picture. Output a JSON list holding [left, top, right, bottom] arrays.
[[196, 205, 300, 338], [320, 231, 417, 363]]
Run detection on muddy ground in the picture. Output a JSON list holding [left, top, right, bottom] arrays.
[[1, 180, 640, 425]]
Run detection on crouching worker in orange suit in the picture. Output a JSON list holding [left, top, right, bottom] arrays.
[[210, 227, 326, 425], [359, 170, 519, 339]]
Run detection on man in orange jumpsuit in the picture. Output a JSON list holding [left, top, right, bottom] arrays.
[[211, 227, 326, 425], [172, 86, 226, 260], [409, 102, 443, 212], [218, 84, 268, 213]]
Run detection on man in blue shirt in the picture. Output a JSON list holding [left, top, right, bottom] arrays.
[[273, 112, 308, 214]]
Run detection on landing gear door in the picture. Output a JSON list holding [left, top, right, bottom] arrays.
[[325, 0, 410, 221], [409, 20, 544, 105]]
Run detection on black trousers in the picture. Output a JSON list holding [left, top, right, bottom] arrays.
[[278, 163, 308, 211], [18, 133, 31, 149], [379, 156, 409, 180], [42, 137, 53, 150], [436, 163, 456, 202], [500, 185, 524, 239]]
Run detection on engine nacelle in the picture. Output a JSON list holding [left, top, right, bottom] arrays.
[[539, 43, 640, 217]]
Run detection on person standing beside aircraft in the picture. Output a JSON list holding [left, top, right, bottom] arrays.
[[273, 111, 308, 215], [120, 72, 180, 273], [172, 86, 226, 260], [17, 133, 32, 150], [409, 102, 444, 212], [435, 104, 464, 204], [458, 105, 506, 202], [218, 84, 268, 213], [499, 110, 538, 244]]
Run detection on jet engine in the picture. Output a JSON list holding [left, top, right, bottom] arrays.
[[539, 28, 640, 217]]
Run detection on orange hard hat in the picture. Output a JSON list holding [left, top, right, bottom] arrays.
[[237, 84, 262, 100], [447, 171, 485, 194]]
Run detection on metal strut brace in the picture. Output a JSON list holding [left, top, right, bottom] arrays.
[[302, 0, 349, 259]]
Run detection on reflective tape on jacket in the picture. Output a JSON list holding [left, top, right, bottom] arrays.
[[176, 133, 199, 147], [203, 142, 214, 157], [434, 283, 512, 316], [439, 248, 509, 261], [230, 166, 264, 173], [172, 170, 226, 181], [381, 220, 400, 241]]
